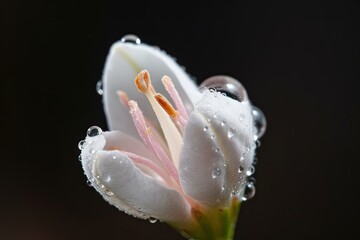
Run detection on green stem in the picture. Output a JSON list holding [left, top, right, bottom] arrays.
[[173, 199, 241, 240]]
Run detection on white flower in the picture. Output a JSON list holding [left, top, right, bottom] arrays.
[[79, 35, 266, 239]]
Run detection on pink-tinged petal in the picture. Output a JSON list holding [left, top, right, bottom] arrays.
[[93, 150, 191, 224], [103, 131, 157, 162], [81, 130, 157, 188], [179, 90, 255, 207], [102, 41, 201, 138]]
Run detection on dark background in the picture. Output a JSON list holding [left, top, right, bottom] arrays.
[[1, 1, 359, 239]]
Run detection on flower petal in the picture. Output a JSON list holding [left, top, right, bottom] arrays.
[[94, 150, 191, 224], [102, 131, 157, 162], [102, 41, 201, 138], [179, 90, 255, 207]]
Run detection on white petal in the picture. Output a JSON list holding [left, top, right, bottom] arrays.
[[94, 150, 191, 224], [102, 131, 157, 162], [80, 131, 156, 181], [179, 90, 255, 207], [102, 41, 201, 138]]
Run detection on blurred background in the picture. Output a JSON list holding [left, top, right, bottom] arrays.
[[1, 1, 359, 239]]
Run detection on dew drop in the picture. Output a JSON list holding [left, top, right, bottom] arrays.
[[239, 113, 245, 121], [210, 134, 215, 140], [86, 180, 92, 187], [214, 148, 220, 153], [255, 139, 261, 148], [96, 80, 103, 95], [238, 166, 244, 173], [227, 127, 235, 139], [120, 34, 141, 44], [87, 126, 102, 137], [203, 126, 209, 131], [149, 217, 158, 223], [89, 148, 96, 154], [221, 120, 226, 127], [105, 189, 114, 196], [112, 155, 117, 160], [252, 106, 267, 140], [246, 166, 255, 176], [78, 155, 82, 161], [212, 168, 221, 178], [241, 182, 256, 202], [199, 76, 248, 102], [78, 140, 86, 150], [104, 175, 111, 182]]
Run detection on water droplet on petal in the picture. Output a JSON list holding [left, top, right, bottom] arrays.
[[78, 140, 86, 150], [96, 80, 103, 95], [87, 126, 102, 137], [228, 127, 235, 139], [246, 166, 255, 176], [203, 126, 209, 131], [252, 106, 267, 140], [104, 175, 111, 182], [255, 139, 261, 148], [199, 76, 248, 102], [89, 148, 96, 154], [120, 34, 141, 44], [78, 155, 82, 161], [239, 113, 245, 121], [210, 134, 215, 140], [221, 120, 226, 127], [242, 182, 256, 201], [238, 166, 244, 173], [86, 180, 92, 187], [105, 189, 114, 196], [149, 217, 157, 223], [212, 168, 221, 178], [112, 155, 117, 160]]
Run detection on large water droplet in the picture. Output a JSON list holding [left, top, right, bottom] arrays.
[[252, 106, 267, 140], [96, 80, 103, 95], [199, 76, 248, 102], [149, 217, 158, 223], [212, 168, 221, 178], [241, 182, 256, 201], [78, 140, 86, 150], [120, 34, 141, 44], [87, 126, 102, 137]]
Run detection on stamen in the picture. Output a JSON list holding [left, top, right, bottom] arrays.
[[155, 93, 186, 133], [128, 100, 179, 183], [116, 90, 130, 108], [134, 70, 183, 168], [162, 75, 189, 120], [155, 93, 179, 118]]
